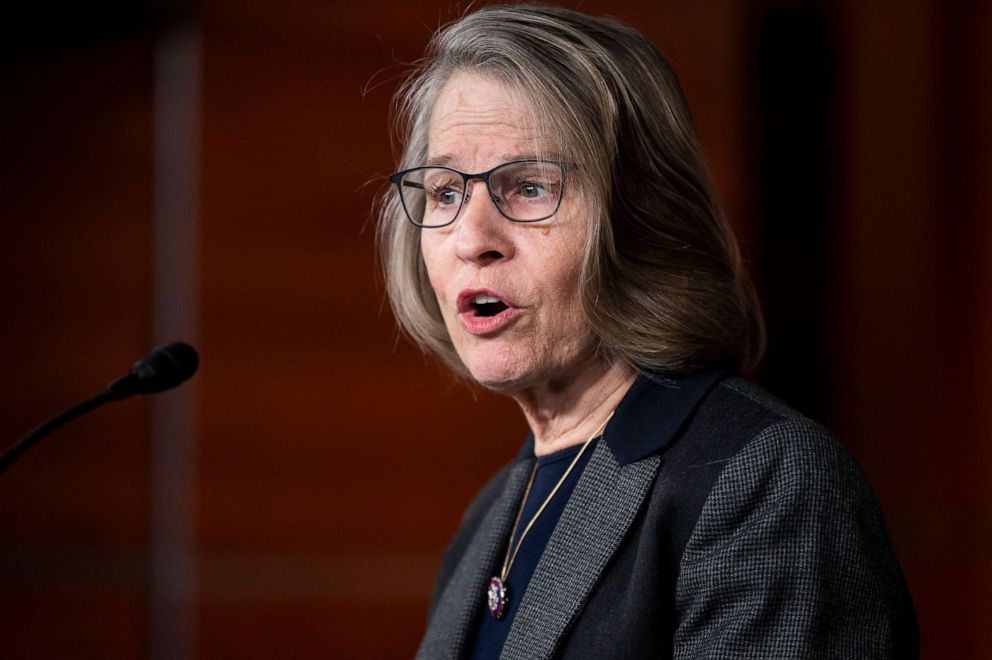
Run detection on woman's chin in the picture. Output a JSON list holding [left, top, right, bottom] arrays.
[[464, 358, 533, 394], [468, 369, 527, 394], [457, 338, 596, 395]]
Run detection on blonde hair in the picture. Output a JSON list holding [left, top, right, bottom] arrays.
[[378, 4, 765, 376]]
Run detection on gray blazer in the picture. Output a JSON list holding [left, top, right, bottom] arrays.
[[417, 373, 919, 659]]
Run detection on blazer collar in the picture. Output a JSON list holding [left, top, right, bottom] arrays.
[[501, 439, 662, 658], [500, 369, 726, 658], [416, 459, 536, 659], [516, 369, 726, 465]]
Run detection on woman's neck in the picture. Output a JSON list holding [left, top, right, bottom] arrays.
[[513, 359, 636, 457]]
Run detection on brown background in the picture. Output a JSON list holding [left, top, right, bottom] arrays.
[[1, 1, 989, 657]]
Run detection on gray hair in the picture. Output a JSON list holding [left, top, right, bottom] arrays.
[[378, 4, 765, 376]]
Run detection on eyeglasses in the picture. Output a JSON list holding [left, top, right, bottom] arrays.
[[388, 159, 568, 228]]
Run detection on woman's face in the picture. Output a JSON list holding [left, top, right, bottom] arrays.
[[420, 71, 598, 393]]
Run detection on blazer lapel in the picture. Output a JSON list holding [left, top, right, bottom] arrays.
[[500, 441, 662, 660], [417, 459, 535, 659]]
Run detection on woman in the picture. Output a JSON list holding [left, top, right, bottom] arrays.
[[379, 5, 918, 658]]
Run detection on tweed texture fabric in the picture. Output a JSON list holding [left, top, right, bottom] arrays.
[[673, 379, 917, 659], [501, 441, 661, 659]]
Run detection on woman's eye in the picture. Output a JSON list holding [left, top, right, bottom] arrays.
[[429, 186, 461, 206], [518, 182, 546, 199], [521, 184, 541, 198]]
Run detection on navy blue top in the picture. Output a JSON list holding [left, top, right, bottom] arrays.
[[467, 439, 599, 659]]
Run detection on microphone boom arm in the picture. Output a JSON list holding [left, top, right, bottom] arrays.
[[0, 391, 112, 473], [0, 341, 198, 474]]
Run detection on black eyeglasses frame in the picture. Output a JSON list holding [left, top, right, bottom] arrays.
[[388, 159, 570, 228]]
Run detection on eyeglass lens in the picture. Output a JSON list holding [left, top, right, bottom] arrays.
[[397, 161, 563, 227]]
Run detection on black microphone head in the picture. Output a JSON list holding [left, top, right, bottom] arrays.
[[129, 342, 199, 394]]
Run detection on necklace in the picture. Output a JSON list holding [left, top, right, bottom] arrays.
[[485, 413, 613, 620]]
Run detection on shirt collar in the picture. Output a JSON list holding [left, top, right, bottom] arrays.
[[517, 369, 726, 465]]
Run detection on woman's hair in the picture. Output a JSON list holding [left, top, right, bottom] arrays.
[[378, 3, 765, 376]]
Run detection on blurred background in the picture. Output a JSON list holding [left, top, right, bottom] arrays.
[[1, 0, 989, 657]]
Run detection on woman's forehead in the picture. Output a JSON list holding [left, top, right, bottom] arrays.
[[426, 71, 559, 168], [430, 73, 526, 127]]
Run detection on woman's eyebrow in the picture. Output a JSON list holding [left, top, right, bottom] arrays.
[[423, 153, 564, 169], [425, 154, 454, 167]]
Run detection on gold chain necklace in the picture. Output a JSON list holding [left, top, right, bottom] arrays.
[[485, 412, 613, 620]]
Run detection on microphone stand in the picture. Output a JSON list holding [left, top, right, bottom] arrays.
[[0, 341, 198, 475], [0, 391, 113, 474]]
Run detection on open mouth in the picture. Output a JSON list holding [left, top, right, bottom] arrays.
[[470, 294, 509, 317], [457, 289, 518, 334]]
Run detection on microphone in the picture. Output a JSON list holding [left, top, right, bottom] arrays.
[[0, 341, 199, 474], [106, 341, 199, 400]]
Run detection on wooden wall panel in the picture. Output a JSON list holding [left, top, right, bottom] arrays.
[[835, 0, 992, 656], [0, 35, 155, 657]]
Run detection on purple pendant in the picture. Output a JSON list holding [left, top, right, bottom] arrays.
[[486, 576, 508, 619]]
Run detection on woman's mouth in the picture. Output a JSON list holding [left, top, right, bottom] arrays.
[[469, 294, 509, 317], [457, 290, 519, 335]]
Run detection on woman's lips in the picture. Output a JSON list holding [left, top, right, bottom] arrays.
[[456, 288, 520, 336], [458, 305, 519, 335]]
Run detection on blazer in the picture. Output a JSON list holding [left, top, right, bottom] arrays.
[[416, 372, 919, 659]]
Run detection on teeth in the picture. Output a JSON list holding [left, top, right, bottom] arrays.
[[473, 294, 501, 305]]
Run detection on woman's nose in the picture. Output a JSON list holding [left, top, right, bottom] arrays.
[[453, 180, 514, 266]]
